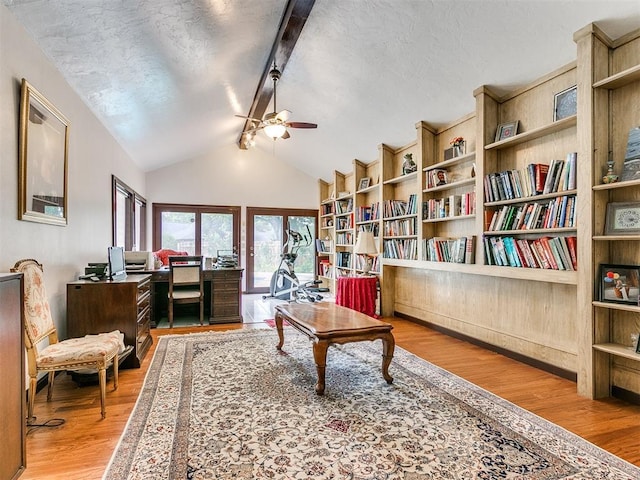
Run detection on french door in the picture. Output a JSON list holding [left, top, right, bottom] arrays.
[[246, 207, 318, 294]]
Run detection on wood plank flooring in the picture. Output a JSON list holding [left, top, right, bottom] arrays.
[[20, 314, 640, 479]]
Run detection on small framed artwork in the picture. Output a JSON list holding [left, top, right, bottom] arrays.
[[358, 177, 371, 191], [553, 85, 577, 121], [495, 121, 519, 142], [621, 126, 640, 182], [598, 264, 640, 305], [604, 202, 640, 235], [636, 334, 640, 354]]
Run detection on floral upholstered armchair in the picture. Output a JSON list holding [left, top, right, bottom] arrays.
[[11, 259, 125, 421]]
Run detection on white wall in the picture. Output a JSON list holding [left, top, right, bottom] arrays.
[[145, 143, 319, 287], [0, 5, 145, 336]]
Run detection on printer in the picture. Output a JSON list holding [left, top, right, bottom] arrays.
[[124, 251, 155, 271]]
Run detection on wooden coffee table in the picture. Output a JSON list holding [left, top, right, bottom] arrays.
[[274, 302, 395, 395]]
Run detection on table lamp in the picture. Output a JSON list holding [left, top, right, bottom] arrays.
[[354, 230, 378, 275]]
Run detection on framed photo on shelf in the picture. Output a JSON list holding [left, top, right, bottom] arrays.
[[553, 85, 577, 121], [598, 264, 640, 305], [636, 334, 640, 354], [604, 202, 640, 235], [358, 177, 371, 191], [494, 121, 519, 142]]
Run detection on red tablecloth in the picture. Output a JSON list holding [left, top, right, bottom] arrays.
[[336, 276, 378, 317]]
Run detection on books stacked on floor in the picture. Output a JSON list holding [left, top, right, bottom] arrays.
[[484, 152, 577, 202], [483, 235, 577, 270], [423, 236, 475, 263]]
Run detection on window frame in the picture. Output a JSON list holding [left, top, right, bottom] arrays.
[[152, 203, 241, 257], [112, 175, 147, 250]]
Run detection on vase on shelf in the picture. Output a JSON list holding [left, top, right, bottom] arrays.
[[602, 159, 618, 184], [453, 142, 465, 157]]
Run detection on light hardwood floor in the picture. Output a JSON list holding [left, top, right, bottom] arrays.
[[20, 300, 640, 479]]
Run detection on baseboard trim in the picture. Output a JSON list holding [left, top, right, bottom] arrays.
[[395, 311, 578, 382], [611, 386, 640, 405]]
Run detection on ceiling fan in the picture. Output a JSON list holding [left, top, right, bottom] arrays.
[[237, 64, 317, 141]]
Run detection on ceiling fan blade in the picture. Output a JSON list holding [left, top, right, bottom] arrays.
[[281, 129, 291, 139], [275, 109, 291, 122], [285, 121, 317, 129]]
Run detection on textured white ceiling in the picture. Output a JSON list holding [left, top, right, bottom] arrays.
[[4, 0, 640, 181]]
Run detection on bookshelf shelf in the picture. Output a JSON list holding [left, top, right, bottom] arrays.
[[593, 235, 640, 241], [592, 301, 640, 312], [592, 178, 640, 191], [423, 214, 476, 223], [593, 63, 640, 89], [423, 177, 475, 193], [593, 343, 640, 361], [423, 151, 475, 171], [383, 171, 418, 185], [485, 190, 577, 207], [485, 115, 577, 151], [383, 213, 418, 221], [383, 235, 418, 239], [356, 183, 379, 194]]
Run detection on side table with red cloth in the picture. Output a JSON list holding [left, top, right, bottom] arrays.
[[336, 276, 378, 317]]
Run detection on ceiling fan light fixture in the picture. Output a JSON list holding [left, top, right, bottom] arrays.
[[263, 123, 287, 139]]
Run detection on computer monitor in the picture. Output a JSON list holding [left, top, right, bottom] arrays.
[[108, 246, 127, 280]]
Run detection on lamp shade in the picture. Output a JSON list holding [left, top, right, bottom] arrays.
[[354, 231, 378, 255], [263, 123, 287, 139]]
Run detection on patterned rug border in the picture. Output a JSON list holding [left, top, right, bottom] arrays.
[[104, 329, 640, 478]]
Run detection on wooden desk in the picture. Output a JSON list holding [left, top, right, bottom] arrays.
[[274, 302, 394, 395], [138, 267, 243, 326], [67, 274, 152, 368]]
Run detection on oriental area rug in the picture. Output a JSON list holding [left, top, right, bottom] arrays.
[[103, 329, 640, 479]]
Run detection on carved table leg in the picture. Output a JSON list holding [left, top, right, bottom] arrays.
[[380, 332, 395, 384], [312, 340, 329, 395], [275, 313, 285, 350]]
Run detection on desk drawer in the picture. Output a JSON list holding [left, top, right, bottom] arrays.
[[212, 305, 239, 317]]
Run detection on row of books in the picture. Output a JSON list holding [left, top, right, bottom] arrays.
[[423, 236, 476, 264], [336, 251, 352, 268], [356, 202, 380, 222], [358, 223, 380, 236], [315, 239, 333, 253], [483, 152, 577, 203], [383, 238, 418, 260], [321, 203, 334, 216], [383, 217, 417, 237], [318, 260, 333, 278], [336, 215, 353, 230], [335, 232, 353, 245], [486, 195, 576, 231], [422, 192, 476, 220], [483, 235, 577, 270], [355, 254, 380, 273], [425, 168, 449, 189], [334, 198, 353, 215], [382, 194, 418, 218]]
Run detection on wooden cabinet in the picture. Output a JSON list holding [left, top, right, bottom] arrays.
[[67, 274, 152, 368], [210, 268, 243, 323], [0, 273, 26, 480]]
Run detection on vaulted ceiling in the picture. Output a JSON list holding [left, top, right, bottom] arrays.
[[4, 0, 640, 181]]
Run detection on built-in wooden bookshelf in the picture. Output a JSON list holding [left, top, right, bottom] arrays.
[[316, 21, 640, 403]]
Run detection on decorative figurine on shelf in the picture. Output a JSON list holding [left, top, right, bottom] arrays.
[[451, 136, 465, 157], [402, 153, 417, 175], [602, 154, 619, 184]]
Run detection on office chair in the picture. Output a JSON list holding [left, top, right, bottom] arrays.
[[168, 255, 204, 328], [11, 259, 124, 420]]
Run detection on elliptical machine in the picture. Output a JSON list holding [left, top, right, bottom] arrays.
[[263, 223, 324, 302]]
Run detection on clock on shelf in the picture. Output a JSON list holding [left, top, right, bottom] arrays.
[[605, 202, 640, 235]]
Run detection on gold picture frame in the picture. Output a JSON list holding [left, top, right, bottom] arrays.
[[19, 78, 69, 226]]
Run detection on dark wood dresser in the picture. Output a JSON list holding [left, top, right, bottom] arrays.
[[0, 273, 26, 480], [67, 274, 152, 368], [210, 268, 243, 323]]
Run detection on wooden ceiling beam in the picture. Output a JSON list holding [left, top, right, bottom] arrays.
[[238, 0, 315, 149]]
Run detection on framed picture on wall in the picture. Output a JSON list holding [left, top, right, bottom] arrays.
[[604, 202, 640, 235], [494, 121, 519, 142], [553, 85, 577, 121]]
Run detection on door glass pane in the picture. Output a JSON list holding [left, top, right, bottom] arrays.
[[254, 215, 283, 289], [161, 212, 195, 254], [201, 213, 234, 258], [289, 216, 316, 284], [115, 189, 128, 248]]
